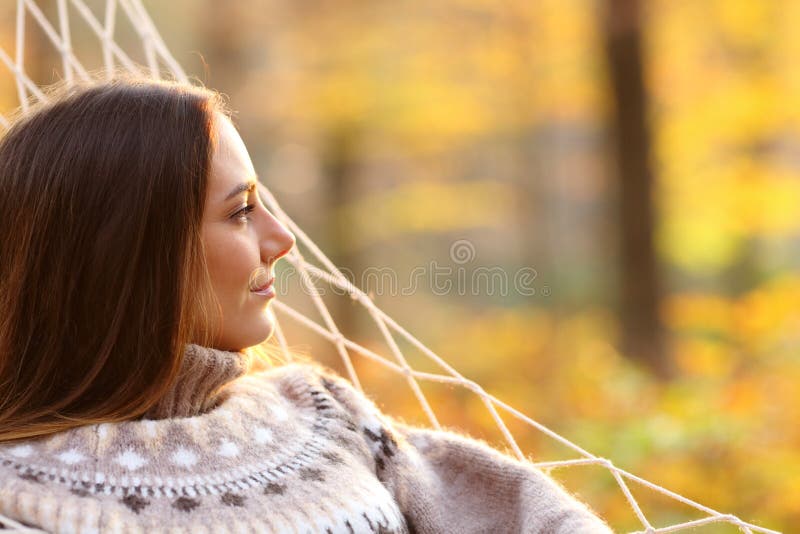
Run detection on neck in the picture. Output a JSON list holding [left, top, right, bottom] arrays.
[[144, 343, 249, 419]]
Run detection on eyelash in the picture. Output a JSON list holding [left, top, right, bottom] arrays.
[[232, 204, 255, 223]]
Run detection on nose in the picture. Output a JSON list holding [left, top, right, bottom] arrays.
[[260, 208, 295, 267]]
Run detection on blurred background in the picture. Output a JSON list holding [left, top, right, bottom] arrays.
[[1, 0, 798, 531]]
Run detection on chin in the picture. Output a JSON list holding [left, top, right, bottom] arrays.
[[238, 315, 276, 350], [214, 309, 276, 352], [256, 322, 276, 345]]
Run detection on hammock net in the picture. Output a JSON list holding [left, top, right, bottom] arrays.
[[0, 1, 780, 533]]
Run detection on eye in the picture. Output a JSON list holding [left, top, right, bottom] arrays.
[[232, 204, 255, 223]]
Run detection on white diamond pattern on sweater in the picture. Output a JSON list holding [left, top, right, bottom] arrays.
[[56, 449, 86, 465], [252, 425, 273, 444], [114, 449, 147, 471], [8, 445, 32, 458], [217, 440, 239, 458], [171, 447, 199, 468]]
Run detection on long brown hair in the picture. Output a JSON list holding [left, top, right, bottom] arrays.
[[0, 76, 227, 441]]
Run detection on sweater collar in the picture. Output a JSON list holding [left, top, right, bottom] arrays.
[[144, 343, 249, 420]]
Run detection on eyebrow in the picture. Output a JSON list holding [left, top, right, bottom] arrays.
[[225, 181, 257, 201]]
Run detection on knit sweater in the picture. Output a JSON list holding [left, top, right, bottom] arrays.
[[0, 345, 612, 533]]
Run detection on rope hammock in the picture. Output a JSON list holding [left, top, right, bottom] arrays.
[[0, 1, 779, 533]]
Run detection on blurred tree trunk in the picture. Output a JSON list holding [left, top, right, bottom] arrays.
[[604, 0, 671, 378]]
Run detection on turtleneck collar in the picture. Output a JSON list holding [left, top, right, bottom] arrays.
[[144, 343, 250, 420]]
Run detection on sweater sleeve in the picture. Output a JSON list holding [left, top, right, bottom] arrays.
[[313, 366, 613, 534]]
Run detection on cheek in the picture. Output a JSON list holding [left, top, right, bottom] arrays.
[[203, 229, 260, 300]]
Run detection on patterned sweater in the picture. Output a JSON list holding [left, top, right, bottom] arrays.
[[0, 345, 612, 533]]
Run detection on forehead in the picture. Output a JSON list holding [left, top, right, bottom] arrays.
[[207, 114, 256, 198]]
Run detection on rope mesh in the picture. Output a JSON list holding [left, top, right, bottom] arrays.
[[0, 2, 779, 533]]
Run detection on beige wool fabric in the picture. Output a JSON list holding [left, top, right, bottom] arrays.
[[0, 345, 612, 533]]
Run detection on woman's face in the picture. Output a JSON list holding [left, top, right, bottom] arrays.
[[200, 114, 295, 351]]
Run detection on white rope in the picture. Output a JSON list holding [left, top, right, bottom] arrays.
[[101, 0, 116, 79], [56, 0, 73, 84], [68, 0, 144, 76], [288, 244, 363, 391], [23, 0, 91, 81], [127, 0, 187, 82], [14, 0, 28, 113], [0, 2, 781, 533]]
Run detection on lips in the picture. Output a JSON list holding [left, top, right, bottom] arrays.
[[248, 267, 274, 294], [251, 277, 274, 293]]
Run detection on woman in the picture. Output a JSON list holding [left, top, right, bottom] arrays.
[[0, 77, 611, 533]]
